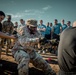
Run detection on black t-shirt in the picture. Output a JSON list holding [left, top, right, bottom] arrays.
[[0, 22, 2, 32], [58, 27, 76, 72]]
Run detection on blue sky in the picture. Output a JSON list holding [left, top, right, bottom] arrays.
[[0, 0, 76, 25]]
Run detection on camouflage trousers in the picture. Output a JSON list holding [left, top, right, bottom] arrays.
[[13, 50, 56, 75]]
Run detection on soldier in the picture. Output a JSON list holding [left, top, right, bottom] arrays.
[[12, 19, 56, 75], [3, 15, 14, 34], [2, 15, 14, 54]]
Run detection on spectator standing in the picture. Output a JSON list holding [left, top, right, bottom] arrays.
[[61, 19, 67, 31]]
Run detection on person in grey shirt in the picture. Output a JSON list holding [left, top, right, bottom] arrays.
[[58, 21, 76, 75]]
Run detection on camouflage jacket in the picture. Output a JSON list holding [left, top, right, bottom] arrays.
[[12, 26, 41, 54], [2, 21, 14, 35]]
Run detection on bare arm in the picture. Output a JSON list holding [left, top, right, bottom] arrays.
[[60, 26, 62, 33], [0, 32, 16, 39]]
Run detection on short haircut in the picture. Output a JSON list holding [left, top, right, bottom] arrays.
[[67, 21, 71, 23], [40, 20, 43, 22], [54, 19, 58, 21], [20, 19, 23, 21], [0, 11, 5, 17]]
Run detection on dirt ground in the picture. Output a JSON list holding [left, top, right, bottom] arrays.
[[0, 48, 59, 75]]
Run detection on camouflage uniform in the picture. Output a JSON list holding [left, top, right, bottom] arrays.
[[12, 20, 56, 75], [2, 20, 14, 54]]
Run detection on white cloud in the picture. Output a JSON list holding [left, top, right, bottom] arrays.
[[25, 10, 31, 13], [6, 5, 51, 20], [24, 9, 44, 14], [34, 10, 44, 14], [12, 14, 22, 18], [6, 13, 23, 18], [43, 5, 52, 11]]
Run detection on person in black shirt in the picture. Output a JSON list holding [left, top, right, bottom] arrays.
[[0, 22, 2, 32], [58, 21, 76, 75], [0, 11, 5, 48], [0, 11, 5, 31], [0, 11, 6, 57]]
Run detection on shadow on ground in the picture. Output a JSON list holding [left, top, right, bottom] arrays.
[[45, 59, 58, 64], [0, 60, 45, 75]]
